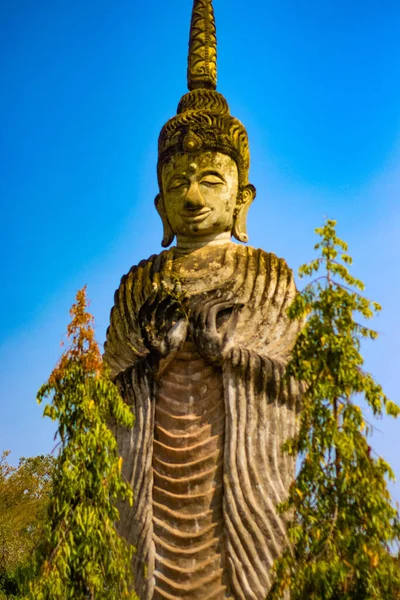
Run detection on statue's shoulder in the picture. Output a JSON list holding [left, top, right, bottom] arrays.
[[236, 244, 295, 280], [117, 248, 174, 288], [113, 248, 175, 303]]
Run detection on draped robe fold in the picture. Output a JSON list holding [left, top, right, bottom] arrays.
[[104, 243, 301, 600]]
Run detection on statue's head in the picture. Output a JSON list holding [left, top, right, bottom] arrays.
[[155, 0, 256, 249]]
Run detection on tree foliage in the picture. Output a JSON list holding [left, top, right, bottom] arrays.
[[0, 452, 54, 598], [29, 287, 138, 600], [268, 219, 400, 599]]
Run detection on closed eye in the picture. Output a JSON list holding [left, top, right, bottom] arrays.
[[200, 175, 224, 187], [168, 178, 189, 191]]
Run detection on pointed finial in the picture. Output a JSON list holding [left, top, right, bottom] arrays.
[[187, 0, 217, 91]]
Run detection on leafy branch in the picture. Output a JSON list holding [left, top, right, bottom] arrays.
[[267, 219, 400, 600], [29, 287, 138, 600]]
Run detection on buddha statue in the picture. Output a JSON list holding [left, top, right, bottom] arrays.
[[104, 1, 301, 598]]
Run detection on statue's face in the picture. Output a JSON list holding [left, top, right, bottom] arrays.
[[161, 151, 239, 240]]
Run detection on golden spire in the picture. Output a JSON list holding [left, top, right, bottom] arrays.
[[187, 0, 217, 91]]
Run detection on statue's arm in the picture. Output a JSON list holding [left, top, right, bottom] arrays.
[[103, 273, 148, 379]]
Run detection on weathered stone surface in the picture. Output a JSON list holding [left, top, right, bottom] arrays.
[[105, 245, 301, 599], [153, 340, 228, 599], [104, 1, 302, 598]]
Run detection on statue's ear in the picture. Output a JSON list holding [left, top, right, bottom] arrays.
[[233, 184, 256, 243], [155, 194, 175, 248]]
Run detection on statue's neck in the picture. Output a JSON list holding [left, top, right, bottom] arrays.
[[176, 232, 233, 251]]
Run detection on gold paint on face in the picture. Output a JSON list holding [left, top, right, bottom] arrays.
[[161, 152, 239, 242]]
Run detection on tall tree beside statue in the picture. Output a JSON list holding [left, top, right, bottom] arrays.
[[29, 287, 138, 600], [268, 220, 400, 600]]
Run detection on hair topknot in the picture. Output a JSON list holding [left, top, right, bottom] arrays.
[[158, 90, 250, 190], [157, 0, 251, 191]]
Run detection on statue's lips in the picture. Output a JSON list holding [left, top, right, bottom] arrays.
[[181, 209, 212, 223]]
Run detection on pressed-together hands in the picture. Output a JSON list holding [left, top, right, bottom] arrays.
[[138, 282, 189, 378], [139, 284, 242, 369], [190, 290, 242, 365]]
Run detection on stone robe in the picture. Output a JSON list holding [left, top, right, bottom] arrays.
[[104, 242, 301, 600]]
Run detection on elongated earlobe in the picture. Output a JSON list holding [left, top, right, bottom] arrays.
[[155, 194, 175, 247], [233, 184, 256, 243]]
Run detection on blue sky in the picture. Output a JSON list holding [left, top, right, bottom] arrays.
[[1, 0, 399, 495]]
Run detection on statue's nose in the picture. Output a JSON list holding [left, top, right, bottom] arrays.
[[184, 182, 206, 210]]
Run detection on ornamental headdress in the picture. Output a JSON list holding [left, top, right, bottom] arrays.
[[157, 0, 251, 192]]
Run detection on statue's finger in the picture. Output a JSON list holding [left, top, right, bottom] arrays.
[[180, 290, 190, 311], [191, 297, 207, 330], [225, 302, 244, 338], [155, 296, 179, 331], [167, 319, 188, 350], [190, 292, 208, 320], [164, 299, 183, 327], [173, 281, 183, 296], [207, 299, 236, 331], [196, 292, 228, 330], [139, 285, 159, 322]]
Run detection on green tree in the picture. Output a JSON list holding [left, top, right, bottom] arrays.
[[0, 452, 54, 599], [29, 287, 138, 600], [268, 219, 400, 599]]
